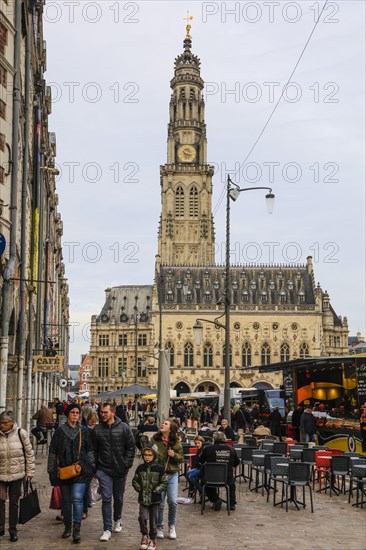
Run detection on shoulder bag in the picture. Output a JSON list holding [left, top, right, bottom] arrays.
[[58, 428, 82, 480]]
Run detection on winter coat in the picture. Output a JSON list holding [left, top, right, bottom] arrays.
[[92, 417, 135, 478], [300, 411, 317, 435], [32, 405, 54, 428], [48, 422, 95, 486], [132, 460, 168, 506], [151, 436, 183, 475], [0, 426, 35, 482], [234, 408, 250, 430], [218, 425, 236, 441]]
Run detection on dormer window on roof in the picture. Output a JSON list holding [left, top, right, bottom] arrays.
[[242, 289, 249, 302], [261, 290, 267, 302], [279, 289, 286, 303]]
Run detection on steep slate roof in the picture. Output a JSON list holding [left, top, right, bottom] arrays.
[[97, 285, 153, 324], [158, 264, 314, 306]]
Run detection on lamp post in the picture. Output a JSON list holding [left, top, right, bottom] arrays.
[[193, 175, 275, 425]]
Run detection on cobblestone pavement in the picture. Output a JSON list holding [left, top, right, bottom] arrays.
[[0, 451, 365, 550]]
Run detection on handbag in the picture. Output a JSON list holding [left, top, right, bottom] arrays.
[[19, 480, 41, 524], [89, 477, 102, 504], [49, 485, 62, 509], [58, 428, 82, 480]]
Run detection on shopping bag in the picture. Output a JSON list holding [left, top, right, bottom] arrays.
[[19, 480, 41, 524], [89, 477, 102, 504], [49, 485, 62, 510]]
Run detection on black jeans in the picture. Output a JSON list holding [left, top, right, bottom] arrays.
[[0, 479, 23, 535], [31, 426, 47, 441], [138, 503, 159, 540]]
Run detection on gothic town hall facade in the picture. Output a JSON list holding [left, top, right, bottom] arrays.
[[88, 34, 348, 397]]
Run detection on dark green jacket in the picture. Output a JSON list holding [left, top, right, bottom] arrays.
[[152, 437, 183, 474], [132, 461, 168, 506]]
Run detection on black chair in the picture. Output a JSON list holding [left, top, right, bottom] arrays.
[[261, 442, 274, 452], [201, 463, 230, 515], [328, 455, 350, 497], [180, 442, 193, 480], [250, 453, 269, 493], [244, 436, 258, 447], [285, 462, 314, 513], [344, 452, 360, 457], [312, 445, 327, 451], [238, 446, 256, 483], [348, 459, 366, 508], [289, 446, 303, 461], [301, 448, 316, 480], [273, 442, 287, 455], [268, 456, 290, 506]]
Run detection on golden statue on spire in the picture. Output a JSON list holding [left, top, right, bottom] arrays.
[[183, 11, 193, 40]]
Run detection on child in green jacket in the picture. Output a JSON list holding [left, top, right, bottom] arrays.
[[132, 443, 168, 550]]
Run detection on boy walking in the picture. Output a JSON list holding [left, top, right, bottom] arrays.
[[132, 444, 168, 550]]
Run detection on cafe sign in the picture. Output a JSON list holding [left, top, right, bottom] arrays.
[[33, 355, 64, 373]]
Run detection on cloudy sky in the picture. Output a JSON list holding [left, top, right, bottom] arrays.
[[43, 1, 365, 364]]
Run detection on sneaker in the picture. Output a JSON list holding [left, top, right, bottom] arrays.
[[100, 530, 112, 541], [147, 540, 156, 550], [214, 499, 222, 511], [113, 520, 122, 533], [168, 526, 176, 540], [140, 535, 149, 550], [156, 529, 164, 539]]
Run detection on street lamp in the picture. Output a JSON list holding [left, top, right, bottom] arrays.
[[193, 175, 275, 425]]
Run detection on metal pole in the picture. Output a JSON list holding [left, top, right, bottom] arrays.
[[224, 176, 231, 425]]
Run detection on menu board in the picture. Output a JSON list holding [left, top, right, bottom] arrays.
[[357, 362, 366, 406], [283, 369, 294, 398]]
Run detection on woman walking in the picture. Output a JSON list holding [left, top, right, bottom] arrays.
[[152, 419, 183, 541], [48, 403, 95, 544], [0, 410, 35, 543]]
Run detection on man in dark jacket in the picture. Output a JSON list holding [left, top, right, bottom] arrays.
[[300, 407, 317, 443], [92, 403, 135, 542], [291, 405, 303, 442], [234, 403, 251, 431], [199, 431, 239, 510], [217, 419, 236, 441], [269, 406, 283, 441]]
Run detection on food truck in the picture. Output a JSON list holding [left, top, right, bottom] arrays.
[[260, 355, 366, 455]]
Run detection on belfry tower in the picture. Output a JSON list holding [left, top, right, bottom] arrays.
[[157, 27, 215, 267]]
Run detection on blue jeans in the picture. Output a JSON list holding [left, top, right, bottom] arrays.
[[60, 483, 85, 525], [97, 470, 127, 532], [158, 472, 178, 529], [305, 433, 316, 443], [187, 468, 202, 494]]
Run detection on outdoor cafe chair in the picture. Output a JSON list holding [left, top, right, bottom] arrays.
[[327, 455, 350, 497], [273, 442, 288, 455], [201, 463, 230, 515], [289, 446, 304, 461], [268, 456, 290, 506], [284, 462, 314, 513], [348, 459, 366, 508], [238, 446, 257, 483]]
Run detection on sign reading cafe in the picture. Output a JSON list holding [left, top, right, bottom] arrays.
[[33, 355, 64, 373]]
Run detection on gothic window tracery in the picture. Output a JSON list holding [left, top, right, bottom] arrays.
[[299, 342, 309, 358], [280, 342, 290, 362], [203, 343, 213, 367], [175, 185, 184, 217], [165, 341, 175, 367], [261, 343, 271, 366], [189, 186, 199, 217], [242, 342, 252, 368], [184, 342, 194, 367]]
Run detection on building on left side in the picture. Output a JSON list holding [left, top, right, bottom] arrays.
[[0, 0, 69, 430]]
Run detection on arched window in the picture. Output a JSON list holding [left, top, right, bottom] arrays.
[[299, 343, 309, 358], [222, 345, 232, 368], [280, 343, 290, 362], [175, 185, 184, 217], [203, 343, 213, 368], [261, 343, 271, 366], [165, 341, 174, 368], [189, 186, 199, 218], [184, 342, 194, 367], [242, 342, 252, 368]]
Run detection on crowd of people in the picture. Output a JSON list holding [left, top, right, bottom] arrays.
[[1, 394, 365, 548]]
